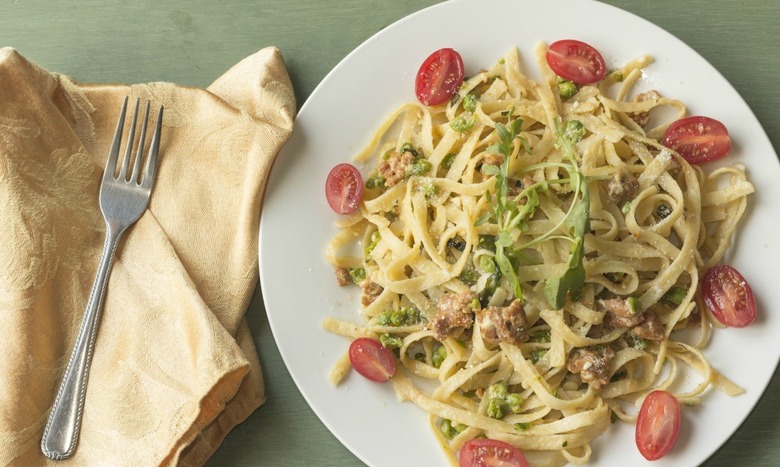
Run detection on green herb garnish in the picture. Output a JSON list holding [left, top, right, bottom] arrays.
[[542, 119, 590, 309], [474, 116, 532, 301]]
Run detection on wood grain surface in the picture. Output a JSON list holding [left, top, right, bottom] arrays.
[[2, 1, 777, 466]]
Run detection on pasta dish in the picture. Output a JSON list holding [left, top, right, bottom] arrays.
[[322, 42, 754, 466]]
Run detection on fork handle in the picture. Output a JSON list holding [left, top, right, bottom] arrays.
[[41, 225, 123, 460]]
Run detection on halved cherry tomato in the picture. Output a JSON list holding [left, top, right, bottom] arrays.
[[458, 438, 528, 467], [701, 264, 756, 327], [415, 48, 465, 106], [348, 337, 396, 382], [661, 116, 731, 164], [635, 390, 681, 461], [325, 163, 363, 214], [662, 116, 731, 164], [546, 39, 606, 85]]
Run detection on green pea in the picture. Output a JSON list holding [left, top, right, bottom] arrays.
[[487, 381, 509, 399], [390, 309, 406, 326], [407, 159, 432, 177], [487, 398, 505, 419], [440, 419, 455, 439], [400, 142, 419, 157], [439, 419, 467, 439], [421, 182, 438, 197], [463, 94, 478, 112], [380, 333, 402, 349], [506, 393, 524, 413], [375, 311, 393, 326], [366, 175, 386, 190], [557, 78, 579, 98], [450, 112, 476, 133], [349, 268, 366, 284]]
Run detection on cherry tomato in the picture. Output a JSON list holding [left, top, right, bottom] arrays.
[[662, 116, 731, 164], [458, 438, 528, 467], [635, 390, 681, 461], [546, 39, 607, 85], [415, 48, 465, 106], [348, 337, 396, 382], [701, 264, 756, 327], [325, 163, 363, 214]]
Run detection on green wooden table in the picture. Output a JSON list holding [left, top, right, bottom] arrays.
[[2, 1, 778, 465]]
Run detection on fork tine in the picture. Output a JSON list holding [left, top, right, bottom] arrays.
[[131, 101, 150, 184], [104, 97, 128, 182], [141, 105, 163, 190], [118, 98, 140, 181]]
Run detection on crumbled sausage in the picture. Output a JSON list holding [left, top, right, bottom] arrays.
[[567, 346, 616, 389], [377, 151, 415, 187], [335, 267, 351, 286], [477, 299, 530, 346], [629, 90, 661, 127], [429, 290, 476, 341], [507, 175, 535, 199], [633, 310, 665, 341], [360, 280, 383, 306], [606, 169, 639, 206], [599, 298, 643, 328]]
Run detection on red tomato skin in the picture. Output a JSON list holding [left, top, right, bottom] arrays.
[[415, 48, 465, 106], [635, 390, 681, 461], [661, 116, 731, 164], [325, 163, 363, 214], [702, 264, 757, 327], [458, 438, 528, 467], [348, 337, 396, 382], [546, 39, 607, 84]]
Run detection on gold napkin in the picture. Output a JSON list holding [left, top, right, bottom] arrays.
[[0, 47, 295, 465]]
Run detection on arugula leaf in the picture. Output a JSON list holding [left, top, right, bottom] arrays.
[[481, 164, 501, 178], [543, 119, 590, 309], [476, 118, 528, 301], [544, 237, 585, 309], [567, 175, 590, 238]]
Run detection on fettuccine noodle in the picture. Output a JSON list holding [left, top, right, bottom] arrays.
[[323, 43, 753, 466]]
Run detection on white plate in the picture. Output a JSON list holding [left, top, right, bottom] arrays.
[[259, 0, 780, 465]]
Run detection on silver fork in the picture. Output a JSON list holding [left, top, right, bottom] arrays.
[[41, 97, 163, 460]]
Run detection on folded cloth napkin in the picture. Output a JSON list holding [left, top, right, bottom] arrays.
[[0, 47, 295, 465]]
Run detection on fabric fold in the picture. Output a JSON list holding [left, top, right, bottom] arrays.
[[0, 46, 295, 465]]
